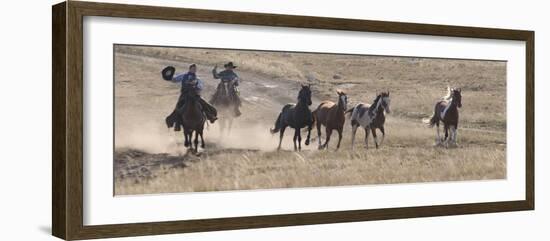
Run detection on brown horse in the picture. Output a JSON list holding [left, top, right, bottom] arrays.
[[312, 90, 348, 150], [424, 87, 462, 147], [179, 85, 206, 153], [210, 79, 240, 136]]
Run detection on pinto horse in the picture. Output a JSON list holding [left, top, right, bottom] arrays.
[[424, 87, 462, 147], [347, 92, 391, 150], [179, 86, 206, 153], [312, 90, 348, 150], [270, 84, 314, 151]]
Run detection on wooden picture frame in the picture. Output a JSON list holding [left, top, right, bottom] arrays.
[[52, 1, 534, 240]]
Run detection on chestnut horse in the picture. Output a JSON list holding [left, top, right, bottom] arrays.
[[312, 90, 348, 150]]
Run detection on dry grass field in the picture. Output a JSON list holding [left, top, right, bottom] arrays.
[[114, 45, 506, 195]]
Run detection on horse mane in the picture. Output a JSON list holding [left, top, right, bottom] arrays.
[[369, 94, 381, 112]]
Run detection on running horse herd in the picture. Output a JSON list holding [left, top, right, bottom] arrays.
[[161, 64, 463, 153]]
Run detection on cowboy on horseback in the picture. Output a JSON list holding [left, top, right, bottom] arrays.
[[165, 64, 218, 132], [424, 87, 462, 147], [211, 62, 242, 117]]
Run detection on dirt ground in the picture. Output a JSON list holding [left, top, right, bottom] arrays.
[[113, 45, 506, 195]]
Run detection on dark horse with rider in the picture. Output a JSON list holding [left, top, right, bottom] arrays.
[[163, 62, 242, 150]]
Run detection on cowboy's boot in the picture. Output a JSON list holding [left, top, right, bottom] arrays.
[[204, 109, 217, 124], [174, 118, 182, 132], [208, 114, 218, 124], [204, 107, 218, 123], [165, 111, 176, 128], [199, 98, 218, 123]]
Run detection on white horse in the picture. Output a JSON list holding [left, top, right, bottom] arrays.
[[346, 92, 391, 150]]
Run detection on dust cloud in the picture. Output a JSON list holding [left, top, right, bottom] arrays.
[[114, 120, 316, 154]]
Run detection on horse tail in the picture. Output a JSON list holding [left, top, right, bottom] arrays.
[[423, 103, 439, 128], [270, 112, 283, 134], [345, 106, 355, 119], [311, 109, 318, 127]]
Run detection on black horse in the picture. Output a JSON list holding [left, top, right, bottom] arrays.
[[270, 84, 314, 151], [179, 85, 206, 153]]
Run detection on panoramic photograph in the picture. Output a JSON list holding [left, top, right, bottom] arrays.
[[113, 45, 507, 195]]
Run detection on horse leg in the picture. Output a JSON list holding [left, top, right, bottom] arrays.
[[194, 130, 199, 153], [351, 123, 358, 151], [372, 128, 379, 149], [297, 128, 302, 151], [190, 131, 195, 149], [454, 126, 459, 145], [184, 129, 190, 147], [218, 119, 225, 139], [336, 128, 343, 150], [227, 117, 233, 135], [449, 125, 456, 146], [316, 121, 323, 149], [293, 128, 299, 151], [182, 129, 187, 147], [379, 126, 386, 147], [443, 124, 449, 147], [188, 131, 194, 148], [277, 126, 286, 151], [322, 128, 332, 150], [364, 127, 370, 149], [435, 122, 441, 145], [200, 130, 205, 149], [305, 122, 312, 146], [292, 129, 298, 151], [187, 130, 192, 150]]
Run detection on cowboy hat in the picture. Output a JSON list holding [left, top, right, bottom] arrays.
[[223, 62, 237, 69], [161, 66, 176, 81]]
